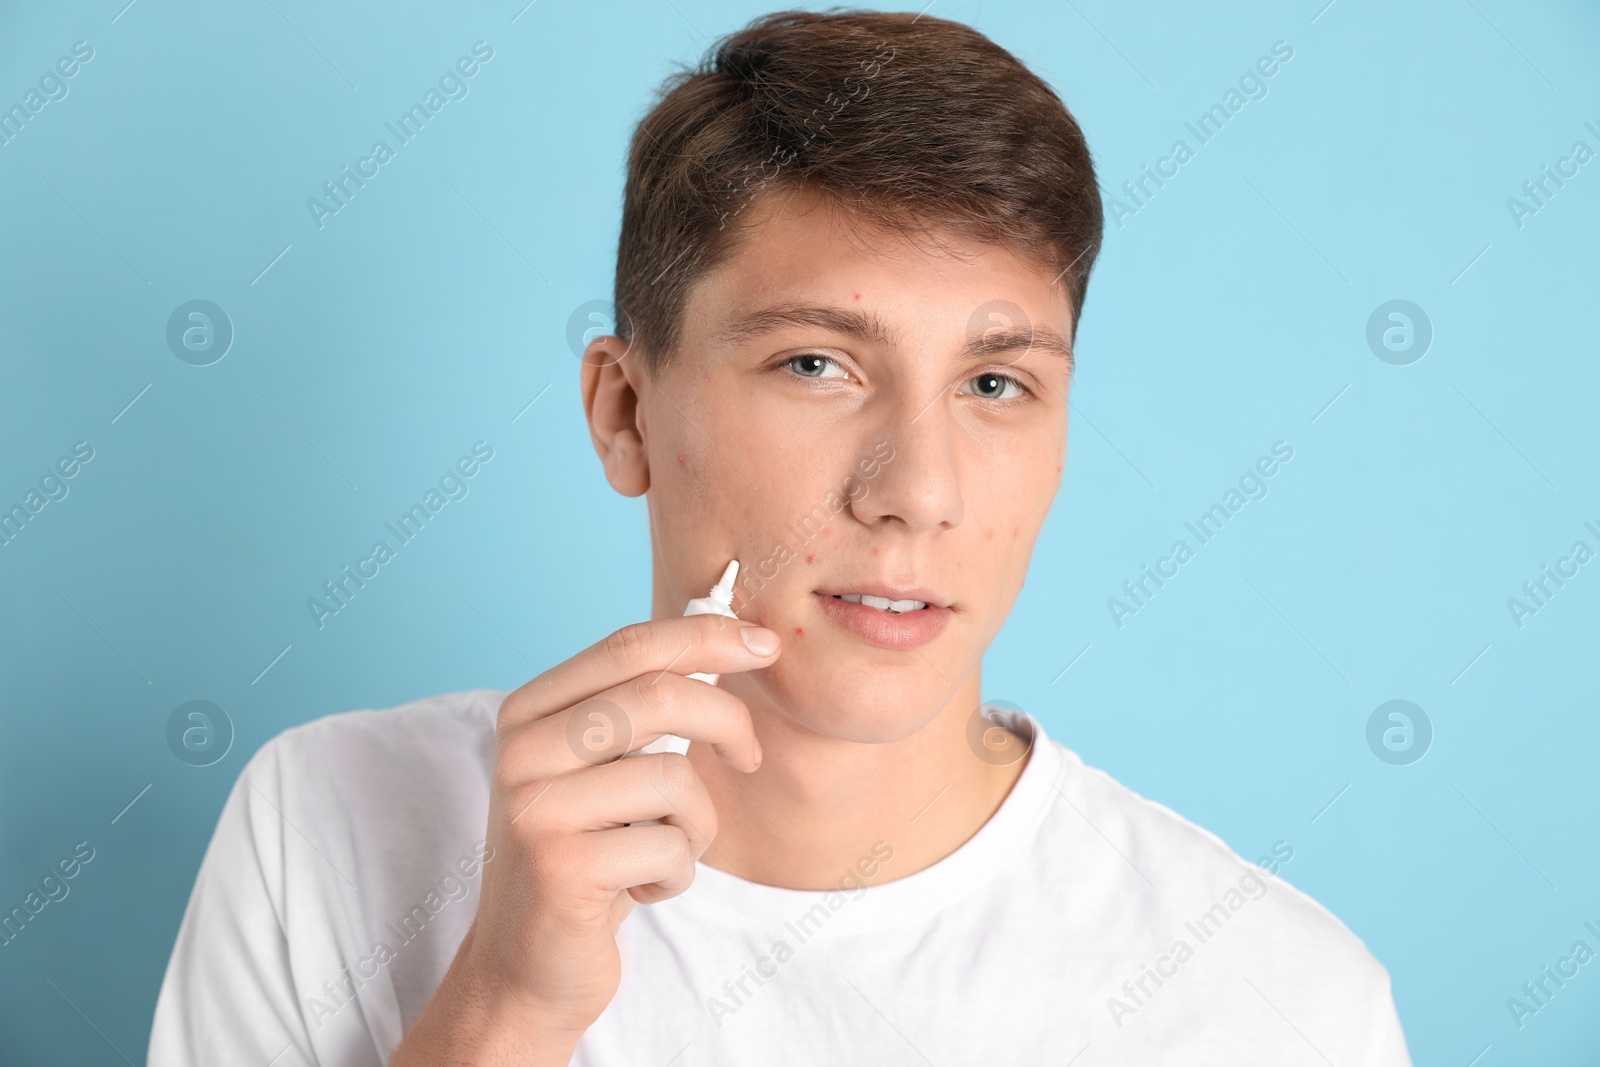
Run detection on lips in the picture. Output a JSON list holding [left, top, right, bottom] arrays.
[[812, 584, 953, 650]]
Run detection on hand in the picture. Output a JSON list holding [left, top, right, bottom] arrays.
[[390, 613, 781, 1065]]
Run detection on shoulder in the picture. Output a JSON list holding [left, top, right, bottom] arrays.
[[231, 687, 505, 866], [1048, 740, 1373, 947], [152, 691, 508, 1064], [244, 686, 503, 788], [1032, 736, 1406, 1056], [259, 684, 505, 751]]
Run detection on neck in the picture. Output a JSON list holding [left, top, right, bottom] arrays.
[[687, 670, 1029, 891]]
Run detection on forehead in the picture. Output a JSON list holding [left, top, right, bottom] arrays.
[[683, 187, 1074, 341]]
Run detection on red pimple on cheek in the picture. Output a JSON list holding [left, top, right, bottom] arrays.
[[677, 451, 687, 465], [806, 554, 816, 564], [794, 626, 804, 636], [985, 528, 994, 540], [870, 547, 879, 556]]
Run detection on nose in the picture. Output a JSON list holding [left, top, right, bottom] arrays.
[[849, 390, 964, 533]]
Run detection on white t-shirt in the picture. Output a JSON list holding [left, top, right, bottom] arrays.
[[148, 688, 1412, 1066]]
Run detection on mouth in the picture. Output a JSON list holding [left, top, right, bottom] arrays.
[[814, 583, 951, 611], [812, 585, 952, 650], [829, 593, 929, 614]]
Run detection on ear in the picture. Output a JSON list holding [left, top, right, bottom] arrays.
[[579, 335, 650, 497]]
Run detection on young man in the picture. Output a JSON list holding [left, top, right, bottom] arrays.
[[150, 10, 1412, 1065]]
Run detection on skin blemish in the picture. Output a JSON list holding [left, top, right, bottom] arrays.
[[677, 451, 687, 465], [853, 292, 861, 301], [870, 547, 879, 556], [794, 625, 804, 636], [806, 554, 817, 564], [985, 528, 994, 540]]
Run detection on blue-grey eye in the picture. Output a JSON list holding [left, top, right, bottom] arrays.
[[959, 372, 1026, 400], [785, 354, 846, 379]]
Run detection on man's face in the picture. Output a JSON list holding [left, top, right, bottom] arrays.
[[602, 189, 1073, 743]]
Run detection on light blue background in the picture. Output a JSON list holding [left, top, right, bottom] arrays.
[[2, 0, 1596, 1062]]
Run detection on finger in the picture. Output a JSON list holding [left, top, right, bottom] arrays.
[[507, 753, 717, 859], [497, 614, 781, 734], [503, 671, 760, 781], [577, 823, 700, 900]]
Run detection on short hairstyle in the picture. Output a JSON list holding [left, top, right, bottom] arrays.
[[612, 7, 1104, 374]]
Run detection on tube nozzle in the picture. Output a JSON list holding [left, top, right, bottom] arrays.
[[710, 559, 740, 606]]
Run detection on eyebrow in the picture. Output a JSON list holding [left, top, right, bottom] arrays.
[[718, 301, 1073, 374]]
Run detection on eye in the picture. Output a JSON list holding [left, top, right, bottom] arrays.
[[782, 354, 850, 380], [959, 371, 1029, 401]]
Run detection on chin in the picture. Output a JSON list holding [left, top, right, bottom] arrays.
[[749, 643, 956, 745]]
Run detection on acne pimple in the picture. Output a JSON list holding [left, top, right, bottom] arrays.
[[870, 547, 878, 556], [677, 452, 687, 465], [794, 626, 804, 636], [853, 292, 861, 301], [806, 554, 816, 564], [985, 528, 994, 540]]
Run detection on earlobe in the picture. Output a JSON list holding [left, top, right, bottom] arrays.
[[580, 337, 650, 497], [603, 433, 649, 497]]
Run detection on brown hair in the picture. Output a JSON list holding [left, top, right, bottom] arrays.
[[612, 7, 1103, 374]]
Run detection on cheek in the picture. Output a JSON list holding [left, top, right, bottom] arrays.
[[964, 449, 1054, 571], [660, 426, 735, 508]]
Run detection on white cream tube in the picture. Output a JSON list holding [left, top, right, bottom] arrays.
[[633, 558, 741, 758]]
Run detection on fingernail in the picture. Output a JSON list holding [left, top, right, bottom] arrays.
[[740, 626, 779, 656], [753, 736, 763, 766]]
